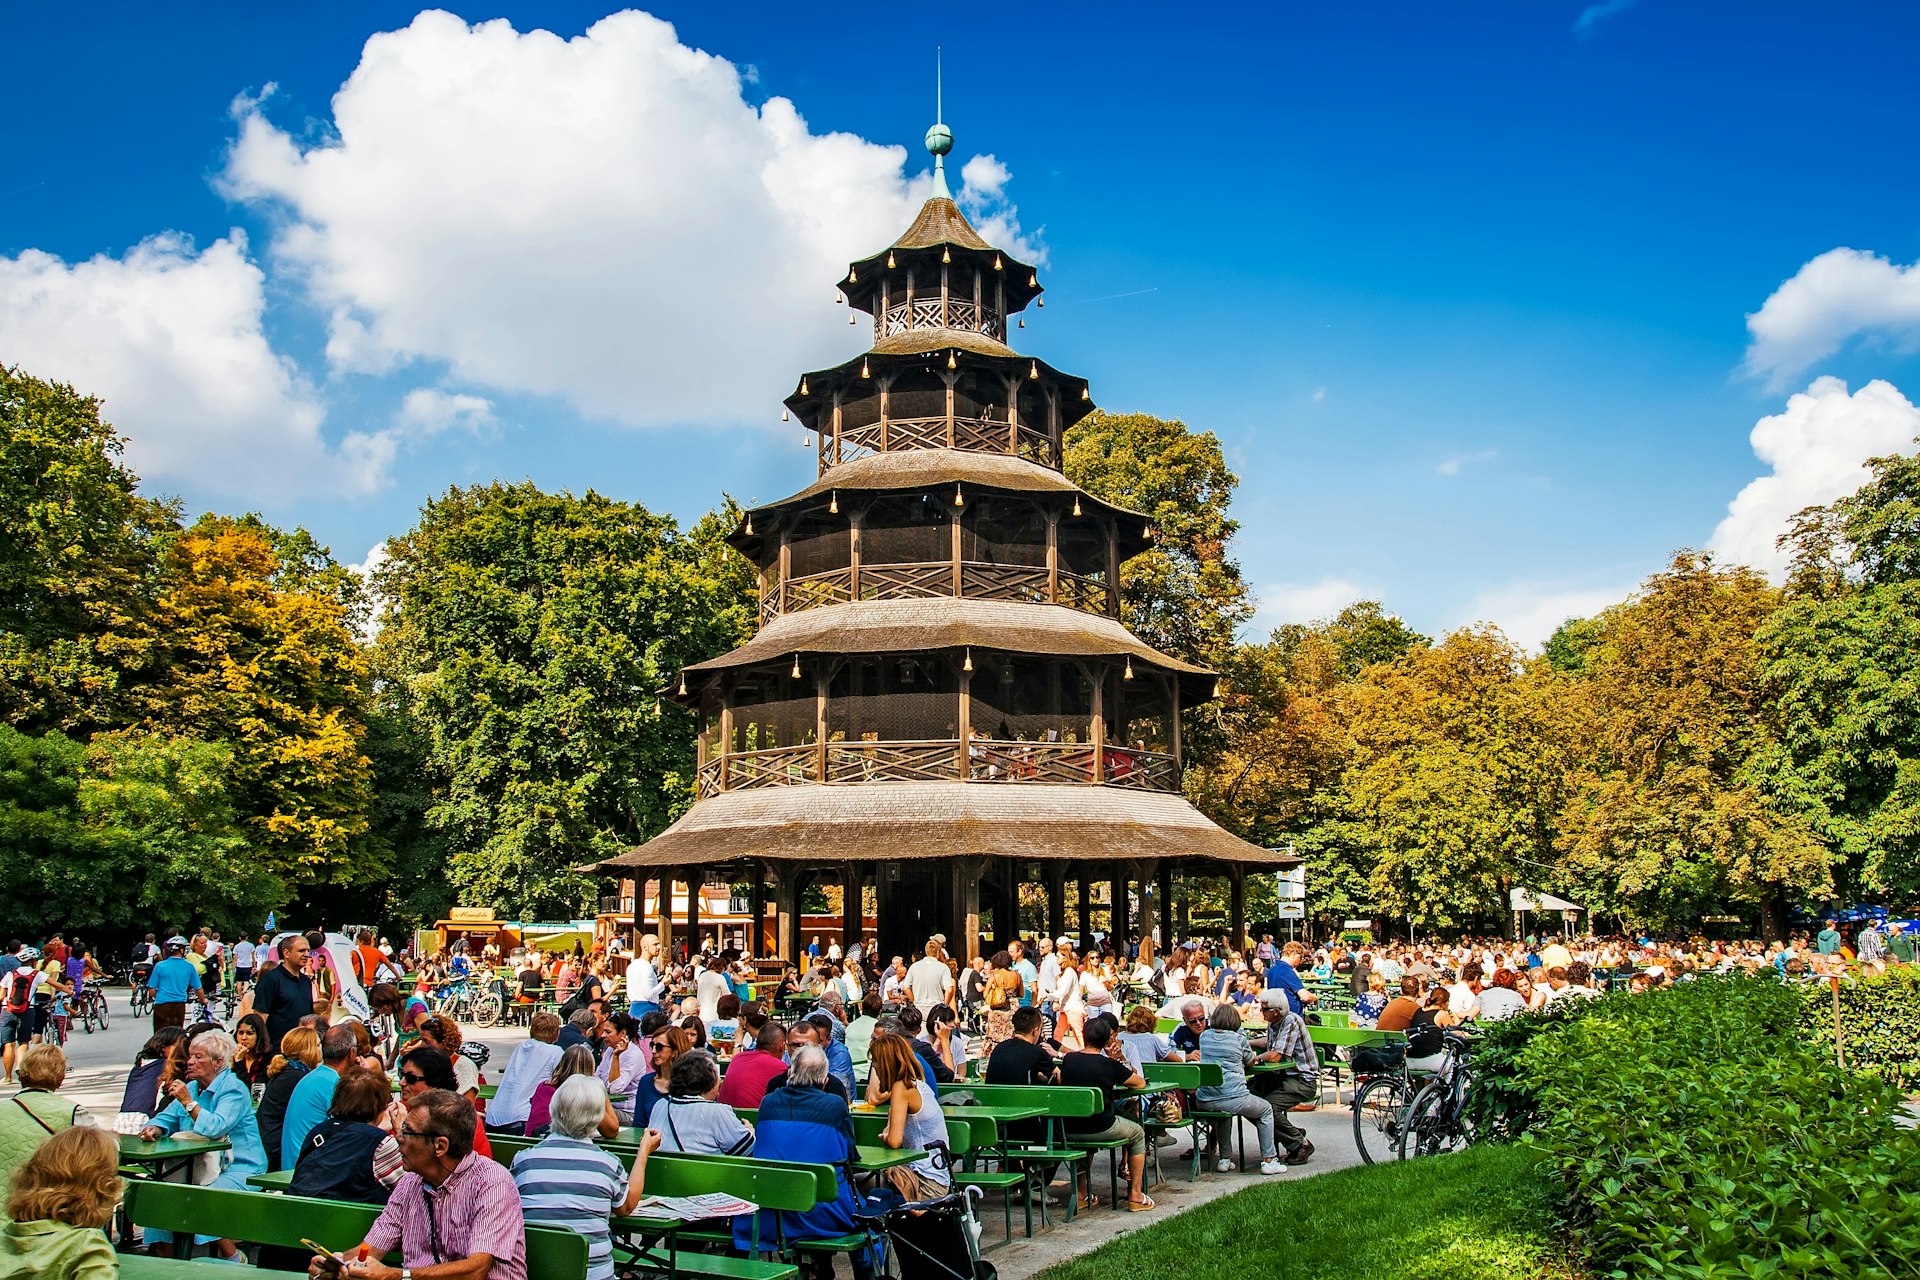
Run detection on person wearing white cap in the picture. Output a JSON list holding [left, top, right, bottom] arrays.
[[145, 938, 202, 1032], [1035, 937, 1059, 1032]]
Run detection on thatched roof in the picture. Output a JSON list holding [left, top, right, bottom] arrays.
[[871, 328, 1015, 359], [595, 782, 1297, 872], [681, 597, 1215, 698], [893, 197, 993, 251], [841, 198, 1043, 318], [730, 451, 1150, 559]]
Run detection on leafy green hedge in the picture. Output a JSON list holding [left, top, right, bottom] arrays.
[[1799, 964, 1920, 1085], [1520, 978, 1920, 1278], [1459, 994, 1608, 1141]]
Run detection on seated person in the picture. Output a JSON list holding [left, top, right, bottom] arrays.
[[513, 1076, 660, 1280], [737, 1047, 872, 1280], [0, 1045, 95, 1193], [307, 1090, 524, 1280], [119, 1027, 188, 1121], [864, 1036, 949, 1205], [649, 1050, 753, 1156], [255, 1026, 321, 1171], [0, 1125, 120, 1280], [893, 1006, 956, 1084], [1059, 1018, 1156, 1209], [708, 994, 741, 1053], [716, 1022, 789, 1110], [487, 1011, 564, 1134], [1169, 999, 1209, 1055], [138, 1030, 266, 1261], [525, 1044, 618, 1139], [290, 1067, 404, 1204], [771, 1017, 851, 1100], [1118, 1004, 1182, 1066]]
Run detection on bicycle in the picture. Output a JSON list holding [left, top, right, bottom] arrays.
[[1351, 1059, 1417, 1165], [130, 968, 155, 1017], [1398, 1030, 1476, 1159], [77, 982, 110, 1033]]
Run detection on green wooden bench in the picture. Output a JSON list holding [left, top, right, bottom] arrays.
[[123, 1181, 588, 1277], [1137, 1060, 1218, 1184], [935, 1083, 1100, 1226], [489, 1134, 812, 1279]]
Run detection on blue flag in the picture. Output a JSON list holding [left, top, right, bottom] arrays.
[[265, 911, 276, 932]]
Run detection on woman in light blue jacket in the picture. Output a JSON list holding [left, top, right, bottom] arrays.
[[1194, 1003, 1283, 1176], [136, 1028, 267, 1259]]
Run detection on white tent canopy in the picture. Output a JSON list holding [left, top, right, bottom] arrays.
[[1510, 888, 1584, 913]]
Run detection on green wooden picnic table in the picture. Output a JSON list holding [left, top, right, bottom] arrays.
[[245, 1169, 293, 1190], [119, 1133, 232, 1180], [119, 1252, 285, 1278]]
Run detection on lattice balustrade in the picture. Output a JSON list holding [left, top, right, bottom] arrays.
[[724, 743, 821, 790], [824, 740, 960, 783], [1057, 573, 1112, 615], [763, 562, 1104, 618], [786, 570, 853, 612], [828, 417, 1056, 468], [959, 562, 1051, 604], [857, 561, 952, 601], [701, 740, 1180, 794], [880, 300, 1004, 341]]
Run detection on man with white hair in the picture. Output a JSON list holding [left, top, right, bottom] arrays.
[[138, 1028, 267, 1259], [512, 1076, 659, 1280], [740, 1045, 869, 1267]]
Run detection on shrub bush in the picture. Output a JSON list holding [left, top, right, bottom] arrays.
[[1798, 964, 1920, 1086], [1459, 994, 1608, 1141], [1521, 976, 1920, 1277]]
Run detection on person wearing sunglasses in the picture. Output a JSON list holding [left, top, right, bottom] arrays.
[[307, 1089, 526, 1280], [1169, 999, 1210, 1056], [386, 1047, 492, 1160]]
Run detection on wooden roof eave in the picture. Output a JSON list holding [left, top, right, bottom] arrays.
[[783, 349, 1094, 433], [842, 243, 1044, 316]]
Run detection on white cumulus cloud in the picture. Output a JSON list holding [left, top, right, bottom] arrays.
[[1710, 377, 1920, 578], [219, 10, 1038, 433], [0, 232, 393, 497], [1454, 581, 1637, 652], [1248, 576, 1374, 636], [1745, 248, 1920, 390], [396, 387, 496, 437]]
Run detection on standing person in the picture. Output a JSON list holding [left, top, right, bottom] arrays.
[[904, 941, 955, 1021], [1264, 942, 1316, 1018], [144, 938, 202, 1032], [1, 944, 38, 1085], [1010, 940, 1038, 1011], [981, 951, 1023, 1049], [246, 934, 317, 1051], [1816, 919, 1844, 955], [1888, 922, 1917, 966], [306, 1090, 527, 1280], [351, 930, 387, 992], [627, 934, 667, 1019], [233, 934, 256, 997], [1054, 947, 1086, 1050]]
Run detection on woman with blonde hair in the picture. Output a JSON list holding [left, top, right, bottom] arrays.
[[1054, 946, 1086, 1050], [864, 1034, 948, 1203], [0, 1125, 119, 1279], [256, 1024, 322, 1172], [0, 1046, 94, 1193]]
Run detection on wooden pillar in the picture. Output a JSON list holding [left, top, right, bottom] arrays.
[[1137, 862, 1157, 962], [1006, 375, 1021, 454], [1046, 509, 1059, 603], [1229, 866, 1247, 951], [655, 874, 674, 958], [1106, 519, 1121, 620], [1003, 858, 1021, 944], [956, 856, 986, 964], [1078, 872, 1093, 941], [1090, 663, 1106, 783], [951, 502, 964, 597], [775, 865, 802, 963], [1046, 864, 1067, 943], [841, 863, 862, 952], [749, 861, 766, 959], [879, 377, 892, 452], [831, 392, 843, 467], [944, 371, 957, 448], [848, 511, 863, 601], [957, 659, 972, 780], [718, 682, 733, 792], [686, 869, 702, 959], [940, 261, 950, 327], [1157, 863, 1175, 950], [778, 527, 791, 616], [1112, 865, 1130, 950], [1170, 674, 1182, 777], [815, 666, 829, 782], [1047, 387, 1062, 467]]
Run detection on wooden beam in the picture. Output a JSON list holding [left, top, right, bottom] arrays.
[[749, 861, 766, 959], [848, 511, 862, 602], [1229, 866, 1247, 952], [655, 873, 674, 959], [686, 868, 702, 959], [957, 657, 972, 781], [1046, 508, 1059, 603], [1089, 662, 1105, 783]]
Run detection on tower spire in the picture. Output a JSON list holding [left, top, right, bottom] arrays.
[[926, 47, 953, 200]]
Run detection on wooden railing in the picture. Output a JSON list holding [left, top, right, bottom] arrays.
[[829, 416, 1058, 469], [759, 561, 1111, 622], [881, 299, 1005, 342], [695, 738, 1179, 798]]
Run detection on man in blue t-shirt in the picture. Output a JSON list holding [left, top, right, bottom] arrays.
[[1263, 941, 1316, 1018], [146, 938, 203, 1031], [1010, 940, 1038, 1010]]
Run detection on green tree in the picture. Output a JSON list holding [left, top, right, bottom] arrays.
[[1558, 552, 1830, 933], [147, 514, 380, 898], [373, 484, 754, 919], [1063, 411, 1253, 670], [0, 727, 124, 937], [1339, 627, 1575, 931], [1757, 450, 1920, 898], [0, 366, 173, 735]]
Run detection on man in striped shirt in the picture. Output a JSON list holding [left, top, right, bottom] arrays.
[[512, 1076, 658, 1280], [309, 1090, 525, 1280]]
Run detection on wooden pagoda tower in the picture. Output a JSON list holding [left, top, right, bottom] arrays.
[[600, 116, 1291, 963]]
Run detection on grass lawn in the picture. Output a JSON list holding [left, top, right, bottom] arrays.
[[1034, 1143, 1583, 1280]]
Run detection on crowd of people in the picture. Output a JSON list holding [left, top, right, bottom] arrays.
[[0, 913, 1908, 1277]]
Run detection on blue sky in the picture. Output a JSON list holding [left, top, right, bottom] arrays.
[[6, 2, 1920, 646]]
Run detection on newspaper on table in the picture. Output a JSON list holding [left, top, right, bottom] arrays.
[[634, 1192, 758, 1219]]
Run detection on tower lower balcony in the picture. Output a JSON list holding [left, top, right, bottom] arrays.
[[695, 737, 1179, 799]]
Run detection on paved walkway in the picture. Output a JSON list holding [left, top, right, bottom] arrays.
[[988, 1103, 1363, 1280]]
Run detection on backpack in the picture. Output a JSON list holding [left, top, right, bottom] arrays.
[[984, 976, 1009, 1011], [5, 971, 31, 1014]]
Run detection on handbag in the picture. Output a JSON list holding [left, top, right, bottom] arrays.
[[1147, 1090, 1185, 1125]]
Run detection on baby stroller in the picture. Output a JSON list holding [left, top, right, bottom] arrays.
[[859, 1184, 995, 1280]]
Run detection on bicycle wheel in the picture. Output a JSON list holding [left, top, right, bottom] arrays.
[[93, 992, 110, 1030], [1398, 1079, 1467, 1159], [473, 993, 503, 1028], [80, 998, 97, 1034], [1352, 1076, 1410, 1165]]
